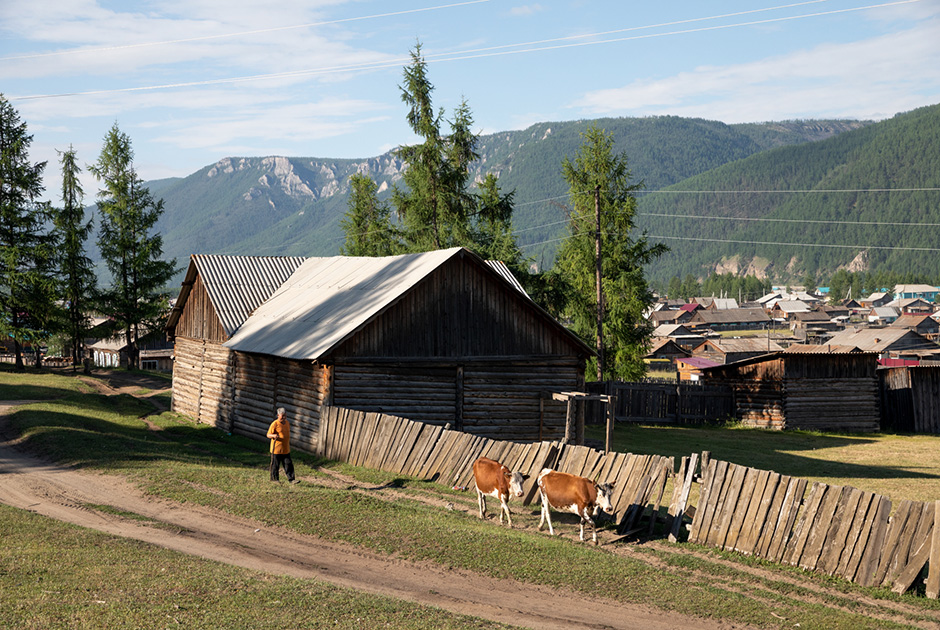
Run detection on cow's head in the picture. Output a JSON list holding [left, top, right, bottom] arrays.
[[506, 471, 530, 498], [595, 482, 615, 514]]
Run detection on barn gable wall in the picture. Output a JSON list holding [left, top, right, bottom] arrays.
[[330, 254, 584, 360], [173, 273, 227, 343]]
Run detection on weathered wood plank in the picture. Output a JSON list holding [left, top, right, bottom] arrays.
[[926, 501, 940, 599]]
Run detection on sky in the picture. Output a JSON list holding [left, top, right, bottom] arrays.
[[2, 0, 939, 202]]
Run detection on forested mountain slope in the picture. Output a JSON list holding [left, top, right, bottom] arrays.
[[637, 103, 940, 284], [146, 116, 864, 282]]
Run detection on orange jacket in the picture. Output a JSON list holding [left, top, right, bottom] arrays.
[[267, 418, 291, 454]]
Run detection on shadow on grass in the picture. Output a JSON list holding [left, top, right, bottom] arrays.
[[5, 393, 325, 475], [588, 422, 940, 483]]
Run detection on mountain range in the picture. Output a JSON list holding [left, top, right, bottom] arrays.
[[136, 107, 939, 287]]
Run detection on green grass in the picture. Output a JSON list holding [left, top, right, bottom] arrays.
[[4, 370, 940, 629], [586, 422, 940, 503], [0, 504, 514, 630]]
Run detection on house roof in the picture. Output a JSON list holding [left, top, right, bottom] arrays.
[[869, 306, 899, 318], [646, 338, 690, 357], [695, 338, 783, 354], [690, 308, 770, 325], [890, 313, 937, 328], [784, 343, 861, 353], [825, 327, 936, 352], [223, 247, 589, 361], [676, 356, 722, 369], [773, 300, 811, 313], [894, 284, 939, 294], [791, 310, 834, 322], [167, 254, 307, 337], [653, 324, 693, 337]]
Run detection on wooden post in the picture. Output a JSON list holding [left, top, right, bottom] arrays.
[[605, 395, 615, 454], [576, 398, 585, 445], [539, 395, 544, 442], [564, 397, 575, 444]]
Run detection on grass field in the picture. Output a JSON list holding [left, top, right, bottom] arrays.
[[4, 367, 940, 629]]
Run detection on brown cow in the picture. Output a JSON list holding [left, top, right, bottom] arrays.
[[472, 456, 530, 527], [537, 468, 615, 544]]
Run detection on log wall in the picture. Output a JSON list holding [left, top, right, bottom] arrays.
[[880, 366, 940, 433]]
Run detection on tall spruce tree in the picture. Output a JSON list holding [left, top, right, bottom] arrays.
[[555, 125, 667, 381], [91, 123, 175, 370], [392, 43, 478, 252], [54, 146, 96, 370], [0, 95, 56, 370]]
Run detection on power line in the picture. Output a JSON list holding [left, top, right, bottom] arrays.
[[0, 0, 493, 62], [9, 0, 920, 101], [641, 212, 940, 228], [640, 187, 940, 194]]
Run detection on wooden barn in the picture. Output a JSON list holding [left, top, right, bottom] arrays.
[[701, 352, 880, 431], [167, 248, 593, 451], [880, 366, 940, 433]]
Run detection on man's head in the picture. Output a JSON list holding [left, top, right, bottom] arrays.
[[277, 407, 286, 420]]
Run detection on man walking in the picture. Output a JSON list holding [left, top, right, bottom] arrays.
[[267, 407, 298, 483]]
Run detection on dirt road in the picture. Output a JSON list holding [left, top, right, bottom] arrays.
[[0, 382, 746, 630]]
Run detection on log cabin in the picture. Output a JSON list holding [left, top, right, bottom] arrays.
[[166, 247, 593, 452]]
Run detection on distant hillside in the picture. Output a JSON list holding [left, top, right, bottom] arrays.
[[147, 115, 866, 283], [637, 103, 940, 285]]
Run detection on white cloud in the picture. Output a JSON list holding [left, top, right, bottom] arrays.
[[509, 4, 544, 17], [572, 20, 940, 122]]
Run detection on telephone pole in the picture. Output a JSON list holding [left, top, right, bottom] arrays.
[[595, 185, 604, 382]]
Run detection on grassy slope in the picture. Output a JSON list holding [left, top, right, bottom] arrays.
[[3, 368, 940, 629]]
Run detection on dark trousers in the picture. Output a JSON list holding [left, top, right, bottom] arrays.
[[270, 452, 295, 481]]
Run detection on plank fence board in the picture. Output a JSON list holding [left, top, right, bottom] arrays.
[[855, 496, 892, 587], [767, 477, 808, 563], [818, 487, 863, 575], [709, 464, 747, 549], [926, 501, 940, 599], [646, 462, 671, 539], [725, 467, 759, 552], [800, 485, 846, 571], [736, 469, 773, 555], [874, 500, 915, 586], [688, 459, 718, 543], [783, 482, 824, 566], [669, 453, 699, 543], [835, 490, 875, 578], [891, 502, 934, 593], [697, 460, 730, 546]]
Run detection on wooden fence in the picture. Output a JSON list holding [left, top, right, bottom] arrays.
[[880, 366, 940, 433], [688, 458, 940, 597], [586, 381, 734, 424], [304, 405, 940, 597], [317, 406, 674, 534]]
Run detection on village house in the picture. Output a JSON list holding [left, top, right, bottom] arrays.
[[893, 297, 935, 314], [692, 337, 783, 365], [890, 313, 940, 338], [868, 306, 900, 325], [894, 284, 940, 302], [652, 324, 706, 350], [675, 356, 721, 381], [166, 248, 593, 449], [790, 310, 842, 341], [770, 300, 811, 322], [861, 292, 894, 309], [825, 326, 940, 361], [687, 307, 770, 332]]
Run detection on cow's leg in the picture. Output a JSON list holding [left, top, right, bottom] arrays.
[[499, 494, 512, 527], [476, 488, 486, 519], [580, 506, 597, 543], [538, 490, 555, 535]]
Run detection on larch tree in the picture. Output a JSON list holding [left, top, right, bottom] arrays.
[[91, 123, 176, 370], [554, 125, 667, 381], [54, 145, 96, 370], [0, 95, 57, 370]]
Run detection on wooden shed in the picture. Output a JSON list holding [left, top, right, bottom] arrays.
[[880, 366, 940, 432], [167, 248, 592, 451], [701, 352, 880, 431]]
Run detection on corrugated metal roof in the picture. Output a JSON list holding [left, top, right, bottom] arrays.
[[196, 254, 307, 336], [224, 248, 466, 360], [486, 260, 528, 297]]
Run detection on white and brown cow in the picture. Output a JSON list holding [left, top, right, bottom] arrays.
[[537, 468, 615, 544], [472, 456, 530, 527]]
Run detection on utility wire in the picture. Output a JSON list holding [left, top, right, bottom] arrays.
[[9, 0, 920, 101], [0, 0, 493, 62]]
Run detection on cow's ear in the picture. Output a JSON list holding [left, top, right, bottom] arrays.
[[522, 474, 531, 480]]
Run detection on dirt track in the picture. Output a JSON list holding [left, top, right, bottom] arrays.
[[0, 372, 748, 630]]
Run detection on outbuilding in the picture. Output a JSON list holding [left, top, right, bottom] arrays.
[[701, 352, 880, 431], [167, 248, 593, 450]]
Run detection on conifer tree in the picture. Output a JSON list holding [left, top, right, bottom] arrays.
[[54, 145, 96, 369], [340, 173, 400, 256], [555, 125, 667, 381], [91, 123, 175, 369], [0, 95, 56, 370]]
